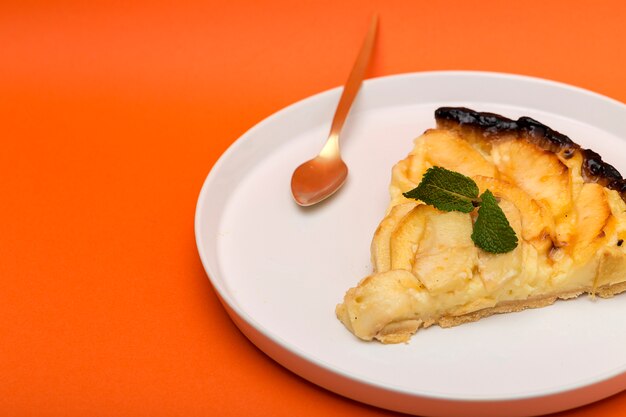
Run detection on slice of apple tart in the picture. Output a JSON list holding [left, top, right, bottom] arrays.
[[336, 107, 626, 344]]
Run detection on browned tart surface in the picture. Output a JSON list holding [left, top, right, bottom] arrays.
[[336, 107, 626, 344]]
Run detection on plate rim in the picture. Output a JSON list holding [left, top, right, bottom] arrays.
[[194, 70, 626, 410]]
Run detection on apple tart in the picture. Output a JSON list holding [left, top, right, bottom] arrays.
[[336, 107, 626, 343]]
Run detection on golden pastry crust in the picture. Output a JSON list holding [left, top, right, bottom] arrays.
[[437, 281, 626, 329], [336, 108, 626, 344]]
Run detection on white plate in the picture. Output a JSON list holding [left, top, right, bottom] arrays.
[[194, 71, 626, 416]]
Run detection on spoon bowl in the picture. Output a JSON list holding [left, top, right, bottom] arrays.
[[291, 156, 348, 206]]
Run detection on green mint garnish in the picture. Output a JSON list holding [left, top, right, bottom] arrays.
[[471, 189, 518, 253], [402, 166, 518, 254], [402, 166, 479, 213]]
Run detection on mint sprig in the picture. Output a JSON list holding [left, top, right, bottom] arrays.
[[402, 167, 518, 254]]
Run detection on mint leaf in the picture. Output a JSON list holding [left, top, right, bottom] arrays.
[[471, 190, 518, 253], [403, 166, 479, 213]]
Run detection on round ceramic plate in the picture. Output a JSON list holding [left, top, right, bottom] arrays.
[[194, 71, 626, 417]]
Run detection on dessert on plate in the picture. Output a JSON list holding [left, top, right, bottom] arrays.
[[336, 107, 626, 343]]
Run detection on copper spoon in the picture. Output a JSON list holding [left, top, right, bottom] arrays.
[[290, 15, 378, 206]]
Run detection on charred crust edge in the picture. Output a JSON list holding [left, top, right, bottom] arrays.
[[435, 107, 626, 201]]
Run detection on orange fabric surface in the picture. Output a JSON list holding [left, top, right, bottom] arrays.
[[1, 1, 626, 416]]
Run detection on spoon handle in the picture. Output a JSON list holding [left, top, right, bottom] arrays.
[[328, 15, 378, 143]]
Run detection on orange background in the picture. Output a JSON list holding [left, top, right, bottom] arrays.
[[1, 1, 626, 416]]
